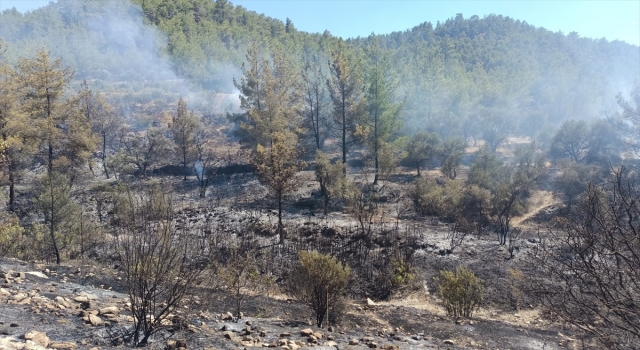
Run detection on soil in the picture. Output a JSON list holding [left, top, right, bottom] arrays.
[[0, 154, 583, 349], [0, 256, 572, 350]]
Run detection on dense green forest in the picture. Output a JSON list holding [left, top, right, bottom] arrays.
[[1, 0, 638, 141]]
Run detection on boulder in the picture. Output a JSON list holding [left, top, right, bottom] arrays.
[[443, 339, 455, 345], [26, 272, 47, 279], [300, 328, 313, 336], [98, 306, 119, 316], [23, 331, 49, 348], [366, 298, 376, 306], [88, 314, 102, 326], [222, 331, 240, 342], [73, 296, 89, 303], [348, 339, 359, 345], [312, 332, 323, 339], [54, 297, 70, 308]]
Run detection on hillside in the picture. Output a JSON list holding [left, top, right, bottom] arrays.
[[1, 1, 640, 349], [1, 0, 638, 138]]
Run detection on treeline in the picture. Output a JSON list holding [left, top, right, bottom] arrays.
[[1, 0, 638, 143]]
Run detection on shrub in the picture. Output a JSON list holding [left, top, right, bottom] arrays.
[[288, 251, 350, 327], [387, 257, 418, 292], [436, 266, 483, 318], [114, 185, 208, 346]]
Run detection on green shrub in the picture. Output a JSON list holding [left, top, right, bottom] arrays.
[[288, 251, 350, 327], [436, 266, 483, 318], [388, 257, 418, 291]]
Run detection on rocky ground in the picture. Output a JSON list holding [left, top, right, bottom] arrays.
[[0, 255, 579, 350]]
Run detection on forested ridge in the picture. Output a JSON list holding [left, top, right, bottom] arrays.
[[2, 1, 640, 348], [1, 0, 638, 138]]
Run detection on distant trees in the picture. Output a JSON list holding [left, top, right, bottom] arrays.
[[404, 131, 440, 177], [614, 84, 640, 152], [439, 137, 466, 179], [549, 119, 620, 164], [117, 127, 173, 178]]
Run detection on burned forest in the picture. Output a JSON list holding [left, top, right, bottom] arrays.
[[0, 0, 640, 349]]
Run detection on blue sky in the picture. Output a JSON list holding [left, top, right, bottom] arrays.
[[2, 0, 639, 46]]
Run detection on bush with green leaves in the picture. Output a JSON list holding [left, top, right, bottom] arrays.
[[436, 266, 483, 318], [288, 251, 350, 327], [386, 257, 418, 293]]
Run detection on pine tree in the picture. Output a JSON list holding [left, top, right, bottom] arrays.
[[251, 132, 305, 244], [364, 39, 402, 184], [16, 50, 96, 180], [170, 97, 199, 181], [232, 44, 303, 147], [327, 42, 364, 171], [302, 52, 327, 150]]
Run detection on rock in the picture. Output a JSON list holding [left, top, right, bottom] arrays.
[[307, 335, 317, 342], [327, 326, 334, 332], [366, 298, 376, 306], [246, 320, 252, 326], [12, 293, 28, 302], [55, 297, 70, 308], [99, 306, 119, 316], [220, 323, 243, 333], [381, 345, 399, 350], [222, 331, 240, 342], [176, 339, 187, 348], [443, 339, 455, 345], [73, 296, 89, 303], [26, 272, 47, 279], [222, 312, 234, 321], [279, 332, 291, 338], [167, 339, 177, 350], [49, 342, 77, 349], [78, 292, 98, 300], [88, 314, 102, 326], [368, 342, 378, 348], [0, 288, 10, 297], [468, 320, 474, 325], [312, 332, 323, 339], [348, 339, 359, 345], [24, 331, 49, 348], [300, 328, 313, 336], [325, 341, 338, 347]]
